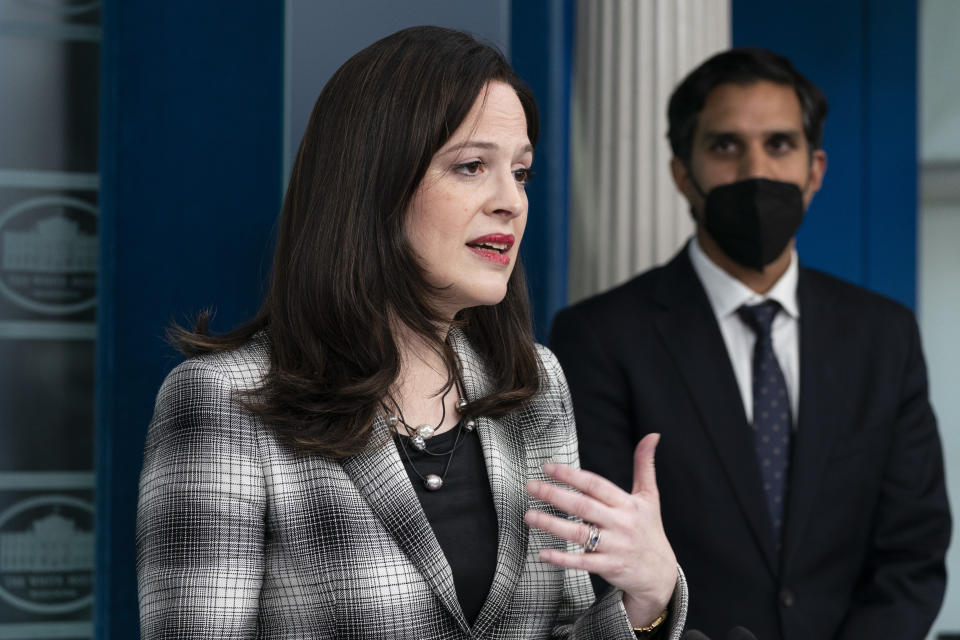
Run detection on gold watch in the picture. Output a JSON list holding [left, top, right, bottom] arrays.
[[633, 607, 668, 636]]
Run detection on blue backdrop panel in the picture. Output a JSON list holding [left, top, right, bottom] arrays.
[[863, 0, 918, 308], [96, 2, 284, 638], [510, 0, 574, 340], [733, 0, 918, 308]]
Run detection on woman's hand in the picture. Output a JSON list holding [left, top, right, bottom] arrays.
[[524, 433, 677, 627]]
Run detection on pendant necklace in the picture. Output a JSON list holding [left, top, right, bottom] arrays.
[[386, 383, 475, 491]]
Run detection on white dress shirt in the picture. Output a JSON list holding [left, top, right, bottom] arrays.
[[688, 237, 800, 426]]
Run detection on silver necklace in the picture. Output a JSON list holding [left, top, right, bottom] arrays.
[[386, 384, 475, 491]]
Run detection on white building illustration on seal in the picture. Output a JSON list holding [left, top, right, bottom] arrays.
[[0, 512, 94, 573], [2, 215, 98, 274]]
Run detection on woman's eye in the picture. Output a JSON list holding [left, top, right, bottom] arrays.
[[513, 168, 534, 185], [455, 160, 485, 176]]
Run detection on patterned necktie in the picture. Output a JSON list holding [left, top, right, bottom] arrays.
[[737, 300, 791, 543]]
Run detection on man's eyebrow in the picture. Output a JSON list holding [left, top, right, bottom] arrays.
[[701, 130, 742, 139], [701, 128, 802, 139], [440, 141, 534, 155], [763, 129, 803, 137]]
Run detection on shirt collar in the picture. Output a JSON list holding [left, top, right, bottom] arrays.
[[688, 235, 800, 320]]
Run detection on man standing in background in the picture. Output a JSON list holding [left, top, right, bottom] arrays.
[[550, 48, 950, 640]]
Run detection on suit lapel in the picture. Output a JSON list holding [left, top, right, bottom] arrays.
[[448, 328, 529, 637], [338, 416, 470, 632], [781, 269, 843, 571], [652, 250, 780, 574], [331, 328, 528, 636]]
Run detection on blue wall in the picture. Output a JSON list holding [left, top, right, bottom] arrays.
[[733, 0, 918, 308], [510, 0, 574, 340], [96, 2, 284, 637]]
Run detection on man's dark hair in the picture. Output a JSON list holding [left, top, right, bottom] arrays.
[[667, 47, 828, 162], [170, 26, 542, 458]]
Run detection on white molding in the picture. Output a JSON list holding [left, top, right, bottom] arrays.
[[0, 471, 95, 490], [569, 0, 730, 302], [0, 20, 100, 42], [0, 321, 96, 340], [0, 622, 92, 639], [0, 170, 98, 191], [921, 161, 960, 204]]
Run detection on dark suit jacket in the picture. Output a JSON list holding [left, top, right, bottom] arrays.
[[550, 248, 951, 640], [136, 328, 688, 639]]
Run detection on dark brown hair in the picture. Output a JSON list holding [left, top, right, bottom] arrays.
[[171, 26, 542, 458], [667, 47, 828, 163]]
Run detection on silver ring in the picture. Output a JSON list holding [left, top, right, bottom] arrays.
[[584, 524, 601, 553]]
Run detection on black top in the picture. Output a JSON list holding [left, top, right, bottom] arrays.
[[395, 422, 499, 625]]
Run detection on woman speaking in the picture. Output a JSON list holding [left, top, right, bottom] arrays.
[[136, 25, 687, 639]]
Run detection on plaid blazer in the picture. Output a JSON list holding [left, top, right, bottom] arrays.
[[137, 329, 688, 639]]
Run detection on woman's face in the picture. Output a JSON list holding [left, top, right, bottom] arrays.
[[405, 80, 533, 318]]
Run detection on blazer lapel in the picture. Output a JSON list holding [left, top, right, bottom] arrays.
[[652, 250, 780, 574], [781, 269, 843, 571], [448, 328, 529, 637], [338, 415, 470, 632]]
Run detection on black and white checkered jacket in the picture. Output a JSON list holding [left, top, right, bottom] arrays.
[[137, 328, 688, 639]]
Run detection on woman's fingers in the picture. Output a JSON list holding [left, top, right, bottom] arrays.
[[631, 433, 661, 497], [525, 441, 677, 623], [525, 477, 613, 526], [524, 507, 598, 548], [526, 449, 665, 532], [540, 461, 630, 509]]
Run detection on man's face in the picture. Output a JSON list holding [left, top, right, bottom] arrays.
[[671, 80, 827, 217]]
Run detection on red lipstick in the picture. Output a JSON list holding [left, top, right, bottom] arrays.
[[466, 233, 515, 266]]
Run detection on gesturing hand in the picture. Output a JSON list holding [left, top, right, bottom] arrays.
[[524, 433, 677, 627]]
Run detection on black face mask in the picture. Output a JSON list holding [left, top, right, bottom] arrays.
[[700, 178, 805, 272]]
